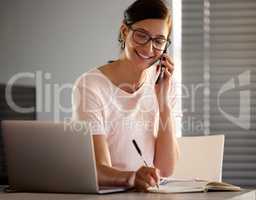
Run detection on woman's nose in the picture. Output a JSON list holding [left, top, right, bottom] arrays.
[[143, 40, 154, 54]]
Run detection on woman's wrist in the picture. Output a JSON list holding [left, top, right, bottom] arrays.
[[125, 171, 136, 188], [158, 103, 172, 114]]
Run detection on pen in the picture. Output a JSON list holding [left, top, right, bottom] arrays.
[[132, 139, 160, 190]]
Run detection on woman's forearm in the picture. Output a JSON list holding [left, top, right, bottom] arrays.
[[154, 105, 179, 177], [97, 164, 135, 188]]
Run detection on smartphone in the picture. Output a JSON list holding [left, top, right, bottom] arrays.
[[155, 48, 167, 84]]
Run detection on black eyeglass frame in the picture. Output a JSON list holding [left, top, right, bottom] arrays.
[[127, 25, 171, 51]]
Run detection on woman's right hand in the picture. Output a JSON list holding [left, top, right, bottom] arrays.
[[130, 166, 160, 192]]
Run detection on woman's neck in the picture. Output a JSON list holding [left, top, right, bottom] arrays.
[[115, 58, 147, 92]]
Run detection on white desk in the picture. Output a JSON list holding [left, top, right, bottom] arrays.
[[0, 189, 255, 200]]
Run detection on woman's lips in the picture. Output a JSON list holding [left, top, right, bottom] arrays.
[[135, 50, 154, 60]]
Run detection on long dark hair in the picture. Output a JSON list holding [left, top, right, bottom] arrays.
[[118, 0, 171, 50]]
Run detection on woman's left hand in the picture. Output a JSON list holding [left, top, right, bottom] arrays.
[[155, 54, 174, 108]]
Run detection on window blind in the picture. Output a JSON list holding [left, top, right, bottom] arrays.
[[182, 0, 206, 136], [182, 0, 256, 187]]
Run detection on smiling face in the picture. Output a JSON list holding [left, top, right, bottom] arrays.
[[120, 18, 171, 69]]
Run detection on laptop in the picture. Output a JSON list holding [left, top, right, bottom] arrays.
[[2, 120, 128, 194]]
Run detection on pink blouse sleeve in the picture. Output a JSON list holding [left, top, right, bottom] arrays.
[[72, 82, 106, 136]]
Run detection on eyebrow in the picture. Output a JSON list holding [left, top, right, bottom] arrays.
[[134, 27, 166, 39]]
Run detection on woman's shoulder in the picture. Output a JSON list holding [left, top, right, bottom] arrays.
[[74, 64, 112, 90]]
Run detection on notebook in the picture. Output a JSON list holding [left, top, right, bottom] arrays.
[[148, 178, 241, 193]]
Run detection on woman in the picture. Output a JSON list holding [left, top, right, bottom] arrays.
[[72, 0, 179, 192]]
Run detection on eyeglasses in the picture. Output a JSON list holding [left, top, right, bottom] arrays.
[[128, 26, 171, 51]]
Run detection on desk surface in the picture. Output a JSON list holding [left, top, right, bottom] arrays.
[[0, 189, 255, 200]]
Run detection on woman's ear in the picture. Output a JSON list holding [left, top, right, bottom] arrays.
[[120, 23, 129, 41]]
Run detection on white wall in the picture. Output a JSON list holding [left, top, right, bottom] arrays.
[[0, 0, 134, 120]]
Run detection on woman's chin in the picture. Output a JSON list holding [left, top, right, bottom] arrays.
[[133, 54, 154, 69]]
